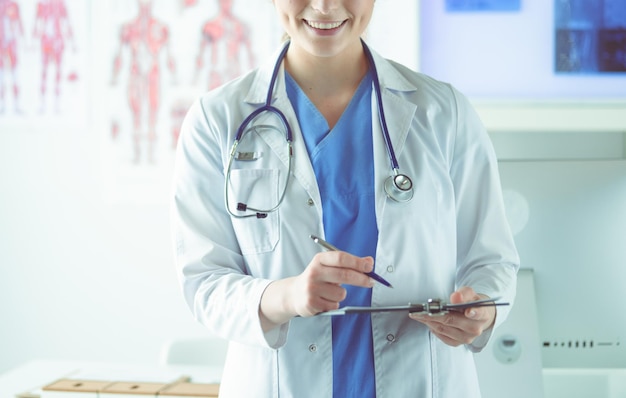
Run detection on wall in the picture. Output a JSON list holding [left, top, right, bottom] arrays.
[[0, 127, 210, 374]]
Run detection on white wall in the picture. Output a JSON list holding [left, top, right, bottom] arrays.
[[0, 127, 209, 374]]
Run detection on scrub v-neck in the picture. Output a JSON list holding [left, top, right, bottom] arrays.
[[286, 69, 378, 398]]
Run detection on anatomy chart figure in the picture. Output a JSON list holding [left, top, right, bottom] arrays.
[[111, 0, 176, 164], [194, 0, 255, 90], [32, 0, 75, 113], [0, 0, 24, 114], [170, 97, 192, 149], [181, 0, 197, 9]]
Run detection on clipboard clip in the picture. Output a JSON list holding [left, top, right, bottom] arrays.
[[408, 297, 507, 317], [412, 298, 448, 317]]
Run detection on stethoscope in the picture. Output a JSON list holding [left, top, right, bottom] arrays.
[[225, 40, 414, 219]]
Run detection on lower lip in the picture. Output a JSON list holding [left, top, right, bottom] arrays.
[[305, 21, 346, 36]]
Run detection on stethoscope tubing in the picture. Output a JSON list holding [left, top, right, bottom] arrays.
[[234, 43, 293, 143], [225, 40, 414, 218], [361, 41, 401, 172]]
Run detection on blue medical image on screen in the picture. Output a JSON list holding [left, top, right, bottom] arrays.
[[555, 0, 626, 74], [598, 30, 626, 72], [556, 29, 598, 72], [604, 0, 626, 28], [445, 0, 521, 12]]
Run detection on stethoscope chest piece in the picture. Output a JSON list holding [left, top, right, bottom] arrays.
[[384, 173, 414, 202]]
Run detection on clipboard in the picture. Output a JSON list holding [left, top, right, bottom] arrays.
[[317, 297, 508, 316]]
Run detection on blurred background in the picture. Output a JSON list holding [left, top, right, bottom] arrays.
[[0, 1, 625, 397]]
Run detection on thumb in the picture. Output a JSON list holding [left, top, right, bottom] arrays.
[[450, 287, 482, 319], [449, 286, 478, 304]]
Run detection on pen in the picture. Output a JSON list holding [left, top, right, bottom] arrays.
[[309, 234, 393, 288]]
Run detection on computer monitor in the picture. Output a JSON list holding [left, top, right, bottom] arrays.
[[498, 159, 626, 368], [417, 0, 626, 133]]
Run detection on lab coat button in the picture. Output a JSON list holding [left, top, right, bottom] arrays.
[[386, 334, 396, 343], [307, 198, 315, 206], [386, 265, 394, 273], [309, 344, 317, 352]]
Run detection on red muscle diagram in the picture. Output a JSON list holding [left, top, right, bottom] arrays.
[[0, 0, 24, 114], [181, 0, 197, 9], [32, 0, 75, 113], [111, 0, 176, 164], [194, 0, 255, 90]]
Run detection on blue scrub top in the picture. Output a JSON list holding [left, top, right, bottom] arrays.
[[286, 70, 377, 398]]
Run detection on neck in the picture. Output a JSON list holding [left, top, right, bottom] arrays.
[[282, 40, 371, 129], [284, 40, 369, 99]]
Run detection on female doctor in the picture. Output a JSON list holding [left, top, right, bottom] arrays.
[[171, 0, 520, 397]]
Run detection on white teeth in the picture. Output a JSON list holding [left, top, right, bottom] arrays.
[[306, 20, 343, 30]]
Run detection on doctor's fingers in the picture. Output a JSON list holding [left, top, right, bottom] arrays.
[[310, 252, 375, 286], [410, 313, 485, 346], [290, 277, 355, 316], [307, 261, 374, 288], [314, 251, 374, 273], [298, 284, 347, 316]]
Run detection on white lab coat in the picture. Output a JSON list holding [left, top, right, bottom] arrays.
[[171, 43, 519, 398]]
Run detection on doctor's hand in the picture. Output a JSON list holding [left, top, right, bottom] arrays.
[[259, 251, 374, 332], [408, 287, 496, 347]]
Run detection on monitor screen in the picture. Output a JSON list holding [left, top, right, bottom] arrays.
[[419, 0, 626, 100], [498, 159, 626, 368]]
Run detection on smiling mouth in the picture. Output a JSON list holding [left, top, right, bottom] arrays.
[[305, 20, 345, 30]]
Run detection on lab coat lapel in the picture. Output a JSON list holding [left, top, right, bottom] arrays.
[[368, 49, 418, 220], [243, 44, 322, 211]]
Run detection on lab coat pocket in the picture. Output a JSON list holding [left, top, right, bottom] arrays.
[[227, 168, 280, 254]]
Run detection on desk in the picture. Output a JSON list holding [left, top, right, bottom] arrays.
[[0, 360, 223, 398]]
